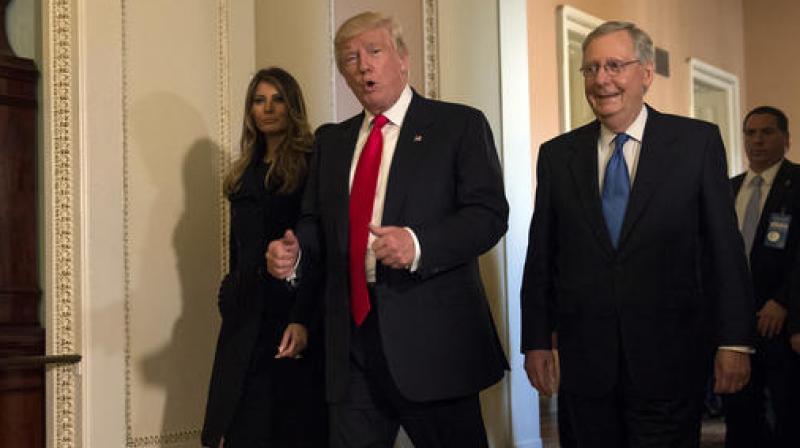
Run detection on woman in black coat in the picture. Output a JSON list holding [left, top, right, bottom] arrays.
[[202, 67, 326, 448]]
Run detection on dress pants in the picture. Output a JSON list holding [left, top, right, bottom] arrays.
[[561, 344, 704, 448], [722, 335, 800, 448], [330, 288, 489, 448]]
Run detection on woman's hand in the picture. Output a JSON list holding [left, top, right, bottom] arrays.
[[275, 323, 308, 359]]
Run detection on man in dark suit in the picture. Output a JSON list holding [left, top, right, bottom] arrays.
[[723, 106, 800, 448], [267, 11, 508, 448], [521, 21, 754, 446]]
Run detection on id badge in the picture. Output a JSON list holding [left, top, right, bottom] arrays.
[[763, 213, 791, 249]]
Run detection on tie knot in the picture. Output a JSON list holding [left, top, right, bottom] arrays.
[[751, 175, 763, 187], [372, 114, 389, 130], [615, 133, 630, 149]]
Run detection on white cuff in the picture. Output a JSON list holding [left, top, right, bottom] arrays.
[[404, 227, 421, 272], [286, 250, 301, 286], [718, 345, 756, 354]]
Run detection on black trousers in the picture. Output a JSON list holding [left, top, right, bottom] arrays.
[[722, 335, 800, 448], [561, 347, 704, 448], [330, 290, 489, 448]]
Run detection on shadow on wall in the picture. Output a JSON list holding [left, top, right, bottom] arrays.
[[126, 91, 222, 445], [140, 139, 221, 443]]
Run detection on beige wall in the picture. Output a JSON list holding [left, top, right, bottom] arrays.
[[333, 0, 424, 120], [255, 1, 334, 128], [743, 0, 800, 163], [40, 0, 256, 445], [528, 0, 746, 179]]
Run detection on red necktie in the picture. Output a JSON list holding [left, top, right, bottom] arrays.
[[349, 114, 389, 326]]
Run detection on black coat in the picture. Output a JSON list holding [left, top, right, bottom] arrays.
[[521, 106, 755, 399], [201, 159, 320, 447], [295, 92, 510, 403], [731, 160, 800, 312]]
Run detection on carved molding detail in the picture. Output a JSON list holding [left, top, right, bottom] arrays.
[[128, 429, 202, 447], [121, 0, 133, 443], [48, 0, 78, 446], [423, 0, 439, 99], [217, 0, 231, 275]]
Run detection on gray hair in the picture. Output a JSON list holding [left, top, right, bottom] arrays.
[[582, 21, 654, 63]]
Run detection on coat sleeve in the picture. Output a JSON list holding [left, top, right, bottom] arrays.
[[787, 249, 800, 335], [217, 207, 238, 314], [699, 125, 756, 347], [520, 143, 556, 351], [289, 127, 329, 325], [413, 109, 509, 278]]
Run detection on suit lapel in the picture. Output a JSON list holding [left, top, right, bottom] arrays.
[[331, 114, 364, 255], [567, 121, 616, 256], [731, 174, 745, 197], [618, 107, 676, 249], [382, 92, 433, 225]]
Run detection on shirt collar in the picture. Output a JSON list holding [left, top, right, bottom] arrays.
[[744, 159, 784, 187], [599, 105, 648, 149], [363, 84, 413, 129]]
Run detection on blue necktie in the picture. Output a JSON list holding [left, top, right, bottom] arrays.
[[602, 133, 631, 248]]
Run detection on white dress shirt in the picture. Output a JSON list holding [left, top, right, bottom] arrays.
[[734, 160, 783, 231], [349, 85, 420, 282], [597, 105, 648, 191]]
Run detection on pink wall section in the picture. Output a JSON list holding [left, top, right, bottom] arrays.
[[526, 0, 747, 181], [743, 0, 800, 164]]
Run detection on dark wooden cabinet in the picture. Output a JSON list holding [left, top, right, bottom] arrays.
[[0, 0, 45, 446]]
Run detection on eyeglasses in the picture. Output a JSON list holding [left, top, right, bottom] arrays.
[[579, 59, 640, 78]]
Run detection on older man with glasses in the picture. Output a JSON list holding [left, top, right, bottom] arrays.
[[521, 21, 754, 447]]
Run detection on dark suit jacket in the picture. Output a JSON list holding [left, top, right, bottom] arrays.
[[731, 160, 800, 314], [296, 91, 509, 403], [521, 106, 754, 399]]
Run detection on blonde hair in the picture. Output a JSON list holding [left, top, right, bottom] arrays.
[[334, 11, 407, 72], [224, 67, 312, 195]]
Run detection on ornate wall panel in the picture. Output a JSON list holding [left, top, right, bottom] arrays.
[[44, 0, 79, 447], [121, 0, 227, 446]]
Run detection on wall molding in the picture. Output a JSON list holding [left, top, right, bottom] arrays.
[[423, 0, 439, 99], [688, 57, 743, 175], [46, 0, 79, 446]]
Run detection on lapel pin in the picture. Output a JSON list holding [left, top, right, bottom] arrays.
[[414, 135, 423, 142]]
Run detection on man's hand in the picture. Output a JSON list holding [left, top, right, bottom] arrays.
[[791, 333, 800, 354], [714, 349, 750, 394], [524, 349, 559, 396], [275, 323, 308, 359], [756, 299, 787, 338], [266, 229, 299, 279], [370, 225, 415, 269]]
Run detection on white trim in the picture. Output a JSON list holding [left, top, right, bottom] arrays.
[[328, 0, 336, 121], [557, 5, 602, 132], [689, 58, 743, 175], [499, 0, 540, 446]]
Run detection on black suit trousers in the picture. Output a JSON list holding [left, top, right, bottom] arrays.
[[560, 344, 704, 448], [329, 289, 489, 448]]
